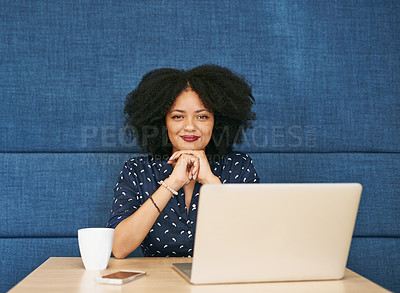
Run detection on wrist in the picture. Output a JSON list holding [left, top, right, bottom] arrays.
[[163, 177, 183, 192], [200, 174, 221, 185]]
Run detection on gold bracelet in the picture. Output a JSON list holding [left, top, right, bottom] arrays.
[[159, 180, 178, 195]]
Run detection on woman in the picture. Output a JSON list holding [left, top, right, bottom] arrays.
[[107, 65, 260, 258]]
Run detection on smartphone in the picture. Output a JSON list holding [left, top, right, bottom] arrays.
[[95, 270, 146, 285]]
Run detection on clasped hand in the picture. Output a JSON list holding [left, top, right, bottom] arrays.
[[167, 150, 218, 187]]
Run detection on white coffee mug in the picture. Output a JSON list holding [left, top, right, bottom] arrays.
[[78, 228, 114, 270]]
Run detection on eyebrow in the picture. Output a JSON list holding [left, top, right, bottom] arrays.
[[169, 109, 210, 113]]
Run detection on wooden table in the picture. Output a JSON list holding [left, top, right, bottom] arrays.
[[9, 257, 391, 293]]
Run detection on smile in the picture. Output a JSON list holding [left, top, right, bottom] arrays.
[[181, 135, 200, 142]]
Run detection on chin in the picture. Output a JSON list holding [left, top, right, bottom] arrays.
[[174, 144, 205, 152]]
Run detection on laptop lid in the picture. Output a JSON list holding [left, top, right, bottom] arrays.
[[188, 183, 362, 284]]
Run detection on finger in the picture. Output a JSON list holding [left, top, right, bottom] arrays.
[[168, 152, 183, 164], [186, 159, 193, 180], [173, 150, 197, 158], [168, 150, 199, 164], [167, 153, 177, 163], [171, 156, 193, 183], [191, 156, 200, 180], [189, 156, 197, 180], [178, 154, 196, 172]]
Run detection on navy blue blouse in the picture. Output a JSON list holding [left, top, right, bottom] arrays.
[[106, 151, 259, 257]]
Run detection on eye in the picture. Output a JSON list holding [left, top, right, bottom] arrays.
[[171, 115, 183, 119], [197, 115, 209, 120]]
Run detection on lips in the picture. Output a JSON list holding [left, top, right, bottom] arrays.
[[181, 135, 200, 142]]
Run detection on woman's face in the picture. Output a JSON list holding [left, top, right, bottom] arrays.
[[166, 89, 214, 154]]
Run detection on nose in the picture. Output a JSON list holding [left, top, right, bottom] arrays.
[[184, 118, 196, 131]]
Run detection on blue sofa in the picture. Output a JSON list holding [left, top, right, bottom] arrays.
[[1, 1, 399, 292]]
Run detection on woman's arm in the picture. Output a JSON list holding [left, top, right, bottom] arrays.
[[112, 176, 182, 259], [112, 153, 199, 259]]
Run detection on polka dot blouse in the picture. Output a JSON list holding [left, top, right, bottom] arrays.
[[106, 151, 260, 257]]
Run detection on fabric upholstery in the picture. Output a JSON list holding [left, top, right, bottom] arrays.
[[1, 1, 398, 292], [1, 1, 399, 154], [1, 153, 399, 237], [0, 238, 142, 291]]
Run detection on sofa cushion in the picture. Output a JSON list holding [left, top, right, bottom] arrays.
[[1, 152, 399, 237]]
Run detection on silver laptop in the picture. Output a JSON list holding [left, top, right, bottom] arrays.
[[173, 183, 362, 284]]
